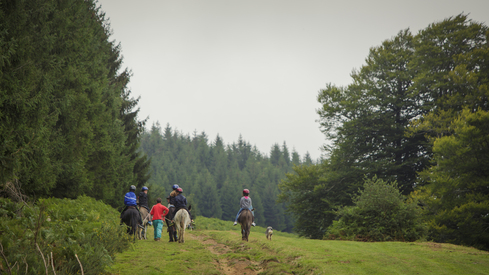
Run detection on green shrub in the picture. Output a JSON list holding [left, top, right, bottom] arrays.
[[325, 176, 427, 242], [0, 196, 131, 274]]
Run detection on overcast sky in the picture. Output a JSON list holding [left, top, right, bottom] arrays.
[[97, 0, 489, 160]]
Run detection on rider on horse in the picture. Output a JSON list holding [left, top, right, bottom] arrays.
[[167, 184, 179, 221], [121, 185, 142, 225], [122, 185, 137, 211], [172, 187, 193, 224], [169, 184, 179, 207], [233, 189, 256, 227], [138, 186, 150, 210], [138, 186, 151, 225], [166, 184, 179, 242]]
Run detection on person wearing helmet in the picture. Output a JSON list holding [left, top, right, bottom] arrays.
[[121, 185, 139, 219], [165, 184, 181, 238], [138, 186, 151, 226], [171, 187, 193, 225], [166, 184, 179, 219], [169, 184, 179, 205], [124, 185, 138, 207], [233, 189, 256, 226], [138, 186, 150, 211]]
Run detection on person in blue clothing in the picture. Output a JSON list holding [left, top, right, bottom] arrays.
[[121, 185, 142, 224], [124, 185, 137, 207], [233, 189, 256, 226]]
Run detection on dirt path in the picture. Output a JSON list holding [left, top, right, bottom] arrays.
[[188, 233, 263, 275]]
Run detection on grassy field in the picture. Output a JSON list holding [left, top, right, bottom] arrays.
[[106, 217, 489, 275]]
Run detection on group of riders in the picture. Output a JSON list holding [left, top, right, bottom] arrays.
[[121, 184, 256, 241], [121, 184, 193, 242]]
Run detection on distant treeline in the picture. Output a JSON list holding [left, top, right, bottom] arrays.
[[139, 123, 315, 232], [279, 14, 489, 250]]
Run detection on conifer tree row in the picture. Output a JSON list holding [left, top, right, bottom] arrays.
[[0, 0, 149, 208], [139, 123, 311, 232]]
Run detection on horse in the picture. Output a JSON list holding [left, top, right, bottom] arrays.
[[173, 206, 191, 243], [237, 209, 253, 241], [266, 226, 273, 241], [165, 207, 178, 242], [120, 207, 141, 238], [138, 206, 152, 240]]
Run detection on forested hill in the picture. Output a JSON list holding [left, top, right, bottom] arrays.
[[139, 123, 315, 232]]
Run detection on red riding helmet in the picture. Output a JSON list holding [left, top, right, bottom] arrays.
[[243, 189, 250, 194], [177, 187, 183, 193]]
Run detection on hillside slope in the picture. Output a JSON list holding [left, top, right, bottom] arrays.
[[107, 217, 489, 275]]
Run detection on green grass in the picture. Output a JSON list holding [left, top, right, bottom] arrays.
[[107, 216, 489, 275], [106, 225, 219, 275]]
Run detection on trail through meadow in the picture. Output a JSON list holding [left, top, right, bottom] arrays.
[[106, 222, 489, 275]]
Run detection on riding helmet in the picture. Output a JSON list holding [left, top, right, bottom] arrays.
[[172, 184, 179, 190], [243, 189, 250, 194], [142, 186, 148, 191], [130, 185, 136, 191], [177, 187, 183, 193]]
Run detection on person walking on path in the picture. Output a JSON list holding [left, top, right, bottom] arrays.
[[150, 198, 169, 241]]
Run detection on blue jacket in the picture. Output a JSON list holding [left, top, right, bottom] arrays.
[[174, 194, 187, 209], [124, 192, 137, 206]]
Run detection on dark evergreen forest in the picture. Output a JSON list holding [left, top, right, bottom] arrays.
[[139, 123, 315, 232], [0, 0, 150, 208]]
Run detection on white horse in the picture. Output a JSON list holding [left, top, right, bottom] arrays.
[[174, 207, 191, 243]]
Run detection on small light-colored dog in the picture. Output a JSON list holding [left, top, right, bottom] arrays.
[[266, 226, 273, 241]]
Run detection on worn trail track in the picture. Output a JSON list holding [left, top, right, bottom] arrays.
[[189, 232, 263, 275]]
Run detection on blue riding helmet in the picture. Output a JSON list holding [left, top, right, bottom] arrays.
[[142, 186, 148, 191], [172, 184, 179, 190]]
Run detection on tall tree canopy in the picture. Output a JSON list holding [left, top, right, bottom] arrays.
[[280, 14, 489, 246], [0, 0, 149, 208]]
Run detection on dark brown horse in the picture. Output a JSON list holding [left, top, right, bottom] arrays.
[[237, 209, 253, 241], [120, 207, 141, 239], [166, 207, 177, 242]]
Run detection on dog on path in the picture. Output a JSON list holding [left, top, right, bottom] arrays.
[[266, 226, 273, 241]]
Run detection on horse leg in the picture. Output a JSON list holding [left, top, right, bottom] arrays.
[[245, 224, 249, 241], [241, 225, 246, 241], [179, 224, 184, 243], [177, 227, 181, 243], [168, 227, 174, 242], [181, 226, 185, 243]]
